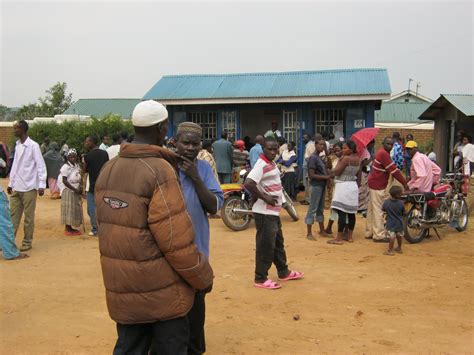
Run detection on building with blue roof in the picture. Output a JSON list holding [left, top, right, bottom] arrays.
[[143, 68, 391, 161]]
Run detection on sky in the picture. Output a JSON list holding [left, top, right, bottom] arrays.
[[1, 0, 473, 107]]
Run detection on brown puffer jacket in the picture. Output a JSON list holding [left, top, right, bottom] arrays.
[[95, 143, 214, 324]]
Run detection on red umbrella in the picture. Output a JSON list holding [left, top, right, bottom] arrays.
[[351, 128, 380, 157]]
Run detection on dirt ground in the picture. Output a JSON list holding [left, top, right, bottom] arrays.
[[1, 179, 473, 354]]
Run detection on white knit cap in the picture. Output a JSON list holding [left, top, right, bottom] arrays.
[[132, 100, 168, 127]]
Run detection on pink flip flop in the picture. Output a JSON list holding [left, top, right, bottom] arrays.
[[254, 279, 281, 290], [278, 270, 304, 281]]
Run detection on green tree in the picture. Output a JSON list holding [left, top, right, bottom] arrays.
[[0, 105, 11, 121], [39, 82, 73, 116], [12, 82, 74, 120], [27, 114, 133, 154], [15, 103, 43, 120]]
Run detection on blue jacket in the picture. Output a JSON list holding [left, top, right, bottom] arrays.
[[212, 139, 233, 174]]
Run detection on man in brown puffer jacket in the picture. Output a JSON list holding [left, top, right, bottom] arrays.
[[95, 100, 214, 355]]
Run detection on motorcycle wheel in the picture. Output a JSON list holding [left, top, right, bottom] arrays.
[[221, 195, 252, 231], [282, 190, 299, 221], [455, 198, 469, 232], [404, 206, 428, 244]]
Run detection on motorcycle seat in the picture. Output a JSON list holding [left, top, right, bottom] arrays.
[[424, 192, 436, 201]]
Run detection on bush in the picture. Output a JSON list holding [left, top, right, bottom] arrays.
[[27, 114, 133, 154]]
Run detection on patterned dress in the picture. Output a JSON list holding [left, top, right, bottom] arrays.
[[197, 149, 219, 180]]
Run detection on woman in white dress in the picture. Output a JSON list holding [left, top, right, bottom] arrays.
[[328, 140, 361, 245], [58, 149, 83, 236]]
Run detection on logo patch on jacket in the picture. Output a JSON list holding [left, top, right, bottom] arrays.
[[103, 197, 129, 209]]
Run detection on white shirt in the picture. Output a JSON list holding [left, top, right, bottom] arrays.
[[106, 144, 121, 160], [58, 163, 82, 195], [304, 141, 315, 160], [99, 143, 108, 151], [280, 150, 297, 173], [462, 143, 474, 176], [247, 156, 284, 216], [9, 137, 47, 192], [264, 129, 282, 138]]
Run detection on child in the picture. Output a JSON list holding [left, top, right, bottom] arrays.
[[382, 185, 404, 256]]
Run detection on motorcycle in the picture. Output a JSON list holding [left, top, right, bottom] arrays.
[[403, 170, 469, 243], [221, 168, 299, 231]]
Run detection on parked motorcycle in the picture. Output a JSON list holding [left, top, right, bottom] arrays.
[[403, 171, 469, 243], [221, 169, 299, 231]]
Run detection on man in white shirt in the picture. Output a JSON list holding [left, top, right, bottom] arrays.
[[99, 135, 109, 151], [244, 139, 303, 290], [106, 133, 122, 160], [264, 120, 283, 140], [7, 120, 47, 251]]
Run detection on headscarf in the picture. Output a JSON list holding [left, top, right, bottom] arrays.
[[234, 140, 245, 152], [67, 148, 77, 157], [43, 142, 64, 179]]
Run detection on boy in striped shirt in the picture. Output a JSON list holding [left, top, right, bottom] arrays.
[[244, 139, 303, 290]]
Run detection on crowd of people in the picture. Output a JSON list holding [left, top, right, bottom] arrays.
[[0, 100, 473, 353]]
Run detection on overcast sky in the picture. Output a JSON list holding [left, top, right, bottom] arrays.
[[1, 1, 472, 107]]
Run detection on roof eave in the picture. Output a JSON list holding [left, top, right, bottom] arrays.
[[154, 94, 391, 106]]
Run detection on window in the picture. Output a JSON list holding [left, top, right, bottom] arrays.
[[314, 109, 346, 135], [189, 112, 217, 140], [221, 111, 237, 141], [283, 110, 299, 144]]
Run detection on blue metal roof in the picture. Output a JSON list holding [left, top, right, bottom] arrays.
[[143, 68, 391, 101]]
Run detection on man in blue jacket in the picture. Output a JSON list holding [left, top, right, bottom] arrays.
[[212, 132, 233, 183]]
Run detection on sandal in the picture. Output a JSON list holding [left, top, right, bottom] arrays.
[[7, 253, 29, 261], [254, 279, 281, 290], [327, 239, 344, 245], [306, 235, 317, 241], [279, 270, 304, 281]]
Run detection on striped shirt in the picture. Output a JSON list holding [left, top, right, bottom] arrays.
[[368, 148, 406, 190], [247, 154, 283, 216], [232, 149, 249, 167]]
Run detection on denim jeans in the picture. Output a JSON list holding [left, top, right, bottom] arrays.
[[0, 192, 20, 259], [303, 160, 311, 203], [87, 192, 97, 233], [305, 184, 326, 225]]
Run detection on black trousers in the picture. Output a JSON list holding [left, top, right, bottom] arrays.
[[282, 172, 296, 199], [113, 316, 189, 355], [335, 209, 356, 232], [254, 213, 289, 283], [187, 291, 206, 355]]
